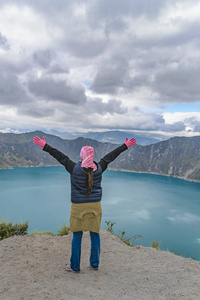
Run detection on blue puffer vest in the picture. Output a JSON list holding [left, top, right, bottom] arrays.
[[70, 162, 102, 203]]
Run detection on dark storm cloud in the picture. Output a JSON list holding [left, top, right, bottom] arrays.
[[104, 18, 128, 36], [32, 50, 52, 68], [32, 50, 69, 74], [87, 0, 168, 30], [65, 37, 108, 59], [93, 120, 185, 133], [109, 109, 185, 132], [90, 58, 129, 94], [184, 117, 200, 132], [120, 119, 185, 133], [0, 32, 10, 50], [160, 121, 186, 132], [0, 0, 77, 16], [27, 77, 87, 104], [18, 103, 55, 118], [193, 122, 200, 132], [153, 66, 200, 103], [129, 20, 200, 52], [131, 111, 166, 131], [88, 0, 198, 32], [160, 20, 200, 48], [87, 97, 128, 115], [124, 74, 151, 90], [0, 56, 34, 107], [0, 73, 30, 105], [0, 0, 194, 20], [90, 57, 150, 94], [0, 57, 31, 75], [86, 2, 200, 100], [46, 64, 69, 75]]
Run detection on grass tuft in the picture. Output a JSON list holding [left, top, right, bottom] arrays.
[[152, 240, 161, 250], [105, 221, 142, 247], [57, 224, 70, 236]]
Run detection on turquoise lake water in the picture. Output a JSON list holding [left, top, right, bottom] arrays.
[[0, 167, 200, 260]]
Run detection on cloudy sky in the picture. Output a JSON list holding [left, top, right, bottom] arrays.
[[0, 0, 200, 138]]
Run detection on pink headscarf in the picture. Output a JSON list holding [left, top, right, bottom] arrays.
[[80, 146, 97, 171]]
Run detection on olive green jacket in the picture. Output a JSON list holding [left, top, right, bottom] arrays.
[[70, 202, 102, 233]]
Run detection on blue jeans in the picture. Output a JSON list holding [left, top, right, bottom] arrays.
[[70, 231, 100, 272]]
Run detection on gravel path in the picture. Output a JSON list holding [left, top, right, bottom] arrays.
[[0, 230, 200, 300]]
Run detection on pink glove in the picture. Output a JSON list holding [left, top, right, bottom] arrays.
[[124, 137, 136, 148], [33, 136, 46, 148]]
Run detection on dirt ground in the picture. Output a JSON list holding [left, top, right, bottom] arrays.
[[0, 230, 200, 300]]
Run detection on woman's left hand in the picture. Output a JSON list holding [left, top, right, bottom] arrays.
[[33, 136, 46, 148], [124, 138, 136, 148]]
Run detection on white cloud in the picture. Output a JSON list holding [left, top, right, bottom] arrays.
[[0, 5, 53, 52], [164, 112, 200, 123]]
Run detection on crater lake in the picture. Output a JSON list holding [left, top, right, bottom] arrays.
[[0, 167, 200, 260]]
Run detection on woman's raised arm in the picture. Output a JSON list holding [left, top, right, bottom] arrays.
[[33, 136, 75, 174], [98, 137, 136, 172]]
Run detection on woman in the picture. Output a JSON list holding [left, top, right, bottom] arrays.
[[33, 135, 136, 273]]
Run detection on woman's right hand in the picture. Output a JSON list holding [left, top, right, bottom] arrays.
[[33, 136, 46, 148]]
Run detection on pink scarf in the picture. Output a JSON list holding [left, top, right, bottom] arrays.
[[80, 146, 97, 171]]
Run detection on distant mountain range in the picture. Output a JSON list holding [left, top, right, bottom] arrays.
[[0, 131, 200, 182], [46, 130, 163, 145]]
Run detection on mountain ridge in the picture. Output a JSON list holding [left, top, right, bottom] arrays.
[[44, 129, 163, 146], [0, 131, 200, 182]]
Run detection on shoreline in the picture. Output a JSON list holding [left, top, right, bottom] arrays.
[[0, 164, 200, 184], [108, 167, 200, 183]]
